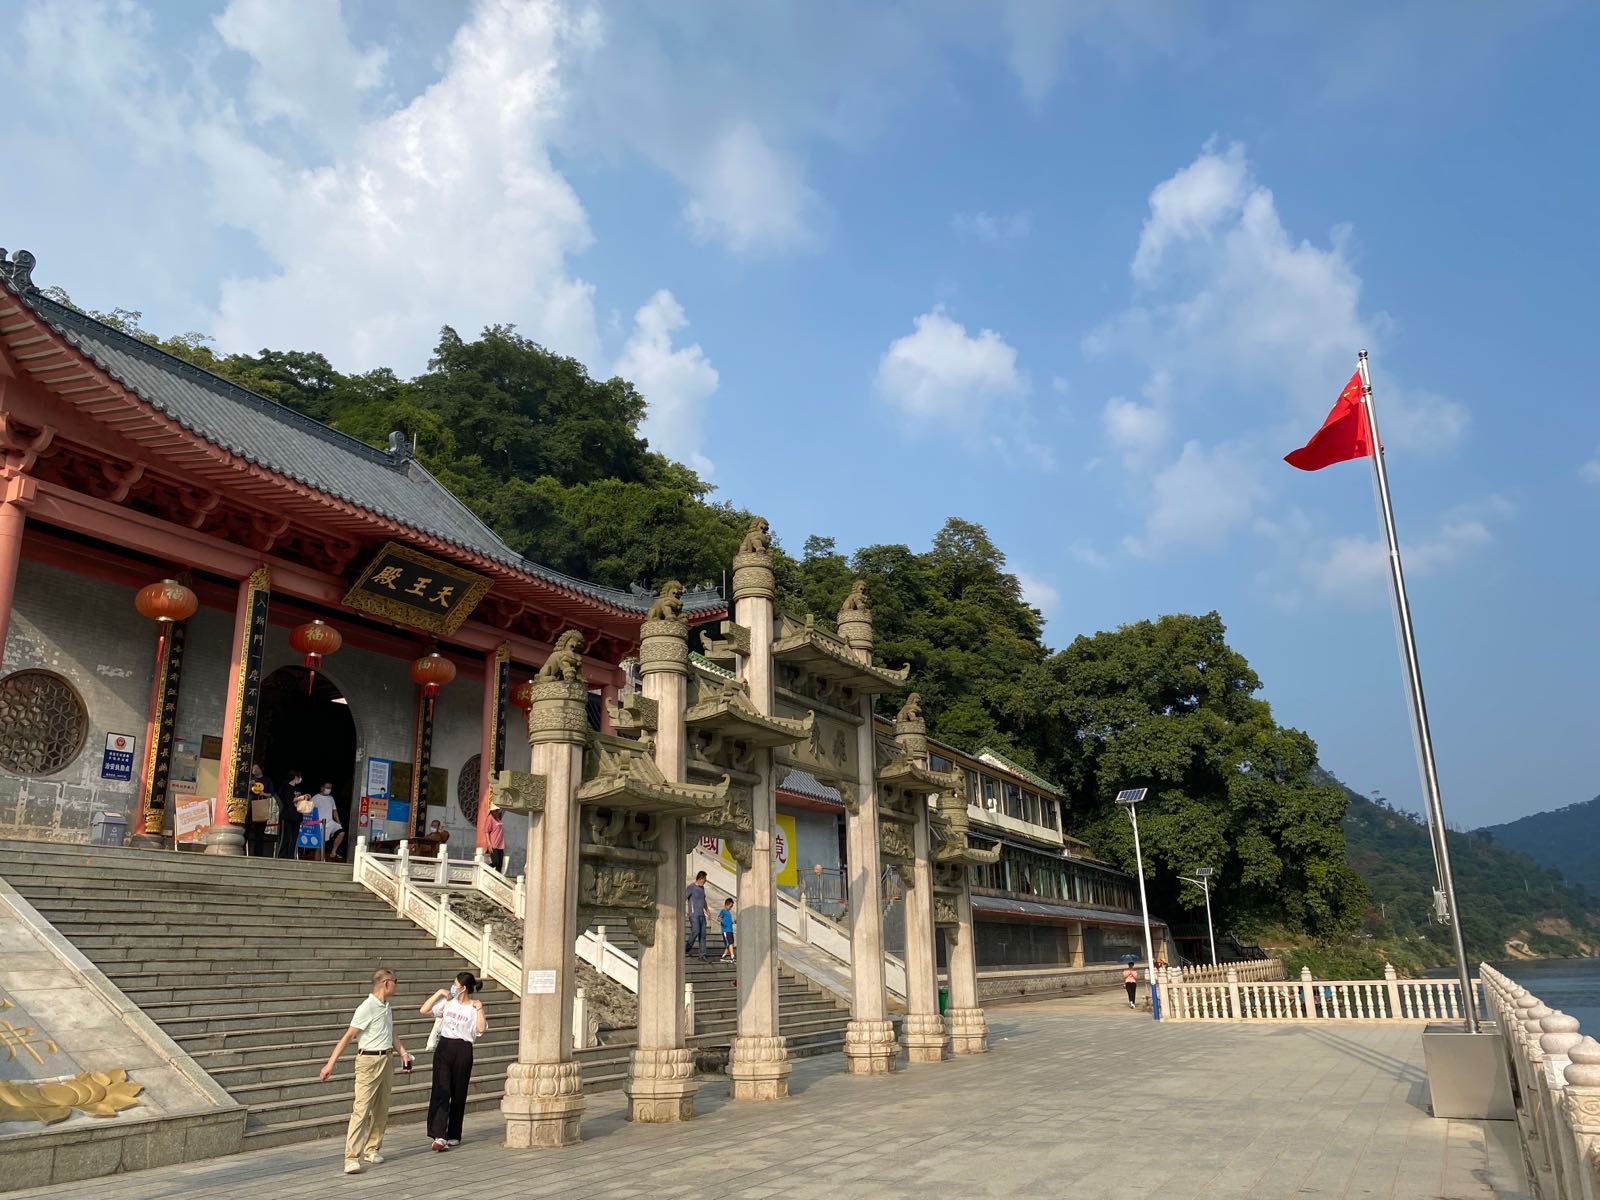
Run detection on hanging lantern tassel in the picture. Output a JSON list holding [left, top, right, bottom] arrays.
[[410, 652, 457, 719], [290, 620, 344, 695]]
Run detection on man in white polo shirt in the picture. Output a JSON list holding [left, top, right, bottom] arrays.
[[320, 967, 412, 1175]]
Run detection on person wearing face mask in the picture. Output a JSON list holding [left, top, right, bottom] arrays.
[[419, 972, 486, 1151], [296, 781, 331, 861], [322, 785, 347, 862], [276, 769, 307, 859]]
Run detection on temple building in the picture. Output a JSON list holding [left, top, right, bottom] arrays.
[[0, 249, 723, 854]]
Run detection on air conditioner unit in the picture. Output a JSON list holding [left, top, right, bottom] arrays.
[[985, 797, 999, 813]]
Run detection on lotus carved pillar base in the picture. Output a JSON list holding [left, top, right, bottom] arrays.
[[946, 1006, 989, 1055], [843, 1018, 900, 1075], [626, 1047, 699, 1122], [900, 1012, 950, 1064], [202, 824, 244, 856], [502, 1061, 585, 1149], [729, 1035, 791, 1100]]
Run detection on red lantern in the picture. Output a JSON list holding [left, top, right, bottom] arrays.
[[511, 679, 535, 713], [290, 620, 343, 694], [134, 579, 198, 624], [411, 652, 457, 699]]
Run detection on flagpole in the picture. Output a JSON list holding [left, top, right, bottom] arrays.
[[1357, 350, 1478, 1032]]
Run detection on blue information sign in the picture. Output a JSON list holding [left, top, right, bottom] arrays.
[[100, 733, 137, 781]]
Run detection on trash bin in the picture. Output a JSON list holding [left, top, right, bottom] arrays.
[[937, 986, 949, 1015], [90, 811, 128, 846]]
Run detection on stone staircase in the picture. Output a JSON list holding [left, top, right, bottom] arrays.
[[593, 922, 856, 1057], [0, 842, 860, 1155]]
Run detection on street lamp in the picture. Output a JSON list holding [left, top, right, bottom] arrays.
[[1180, 866, 1217, 966], [1115, 788, 1158, 1021]]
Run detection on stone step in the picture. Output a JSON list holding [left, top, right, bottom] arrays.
[[117, 976, 522, 1006], [167, 1007, 526, 1050], [0, 838, 347, 878], [77, 945, 474, 971], [135, 989, 520, 1023], [90, 958, 481, 988], [0, 862, 362, 900], [26, 898, 388, 924]]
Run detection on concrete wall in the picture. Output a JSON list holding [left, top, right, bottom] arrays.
[[0, 560, 150, 841]]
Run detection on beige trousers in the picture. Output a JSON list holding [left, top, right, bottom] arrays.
[[344, 1053, 394, 1163]]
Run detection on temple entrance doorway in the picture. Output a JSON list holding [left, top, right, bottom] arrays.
[[257, 667, 358, 836]]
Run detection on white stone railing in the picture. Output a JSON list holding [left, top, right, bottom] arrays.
[[357, 838, 641, 993], [1163, 963, 1478, 1022], [691, 847, 909, 1001], [1180, 959, 1284, 983], [352, 838, 635, 1043], [1480, 962, 1600, 1200]]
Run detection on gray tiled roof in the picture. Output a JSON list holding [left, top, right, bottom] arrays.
[[777, 768, 843, 807], [9, 281, 723, 617]]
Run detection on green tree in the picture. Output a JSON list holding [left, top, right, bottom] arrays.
[[1039, 612, 1367, 937]]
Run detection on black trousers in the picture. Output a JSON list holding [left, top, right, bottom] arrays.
[[277, 813, 300, 858], [1125, 982, 1138, 1004], [488, 849, 505, 873], [427, 1037, 474, 1141], [246, 821, 273, 858]]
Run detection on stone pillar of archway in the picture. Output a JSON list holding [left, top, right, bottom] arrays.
[[627, 590, 698, 1121], [945, 884, 988, 1055], [891, 697, 948, 1064], [502, 649, 588, 1149], [727, 521, 792, 1101], [840, 589, 898, 1076]]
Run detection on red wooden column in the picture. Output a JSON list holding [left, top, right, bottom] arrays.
[[205, 566, 270, 856], [0, 413, 52, 660]]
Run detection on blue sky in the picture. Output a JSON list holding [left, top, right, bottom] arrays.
[[5, 0, 1597, 828]]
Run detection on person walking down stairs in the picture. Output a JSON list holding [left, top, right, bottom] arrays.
[[684, 870, 709, 961], [319, 968, 414, 1175], [420, 972, 487, 1152], [719, 897, 736, 963]]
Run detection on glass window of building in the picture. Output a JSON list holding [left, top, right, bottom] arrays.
[[1003, 781, 1023, 819]]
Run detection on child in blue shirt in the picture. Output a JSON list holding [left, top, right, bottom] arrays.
[[718, 898, 736, 963]]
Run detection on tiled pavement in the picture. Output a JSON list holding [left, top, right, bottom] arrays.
[[12, 1002, 1529, 1200]]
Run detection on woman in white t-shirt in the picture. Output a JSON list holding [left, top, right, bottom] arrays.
[[419, 972, 487, 1151]]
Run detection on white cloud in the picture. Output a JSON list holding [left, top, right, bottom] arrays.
[[1283, 495, 1513, 606], [952, 210, 1032, 243], [682, 121, 824, 255], [1581, 448, 1600, 485], [1014, 569, 1062, 619], [874, 309, 1032, 451], [1131, 141, 1250, 285], [1067, 541, 1110, 570], [1102, 396, 1170, 466], [1090, 142, 1469, 457], [1123, 440, 1266, 556], [213, 0, 387, 149], [613, 290, 718, 475], [204, 0, 601, 372]]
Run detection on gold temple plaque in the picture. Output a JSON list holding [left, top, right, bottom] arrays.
[[342, 543, 492, 636]]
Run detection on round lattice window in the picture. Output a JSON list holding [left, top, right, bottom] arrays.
[[458, 753, 481, 823], [0, 670, 89, 776]]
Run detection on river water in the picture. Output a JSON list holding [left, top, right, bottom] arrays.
[[1482, 957, 1600, 1032]]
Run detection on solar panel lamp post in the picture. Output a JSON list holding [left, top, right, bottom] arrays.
[[1115, 788, 1158, 1021], [1180, 867, 1217, 966]]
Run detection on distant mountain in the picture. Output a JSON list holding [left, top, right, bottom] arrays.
[[1478, 796, 1600, 900], [1334, 776, 1600, 962]]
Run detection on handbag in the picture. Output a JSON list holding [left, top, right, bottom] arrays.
[[250, 795, 275, 823], [293, 794, 314, 815]]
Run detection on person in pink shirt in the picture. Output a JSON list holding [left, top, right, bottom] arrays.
[[484, 805, 506, 873]]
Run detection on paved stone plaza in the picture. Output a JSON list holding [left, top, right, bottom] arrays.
[[11, 1001, 1528, 1200]]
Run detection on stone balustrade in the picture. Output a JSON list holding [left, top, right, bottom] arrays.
[[1163, 962, 1477, 1022], [1179, 959, 1285, 984], [1479, 963, 1600, 1200]]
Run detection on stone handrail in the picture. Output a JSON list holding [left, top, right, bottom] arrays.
[[1164, 963, 1477, 1022], [691, 847, 909, 1001], [1180, 959, 1284, 983], [352, 837, 621, 1043], [1479, 962, 1599, 1200], [361, 838, 641, 992]]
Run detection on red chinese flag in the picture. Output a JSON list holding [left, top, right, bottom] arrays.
[[1284, 370, 1372, 471]]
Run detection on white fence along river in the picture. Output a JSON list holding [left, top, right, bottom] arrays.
[[1163, 962, 1477, 1022], [1480, 962, 1600, 1200]]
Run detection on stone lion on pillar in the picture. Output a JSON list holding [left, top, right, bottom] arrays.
[[646, 580, 685, 622], [839, 579, 870, 615], [738, 517, 772, 557], [896, 692, 923, 723], [539, 630, 585, 682]]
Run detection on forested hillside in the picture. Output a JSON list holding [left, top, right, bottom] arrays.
[[1341, 784, 1600, 966], [71, 300, 1571, 949], [1478, 797, 1600, 899]]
